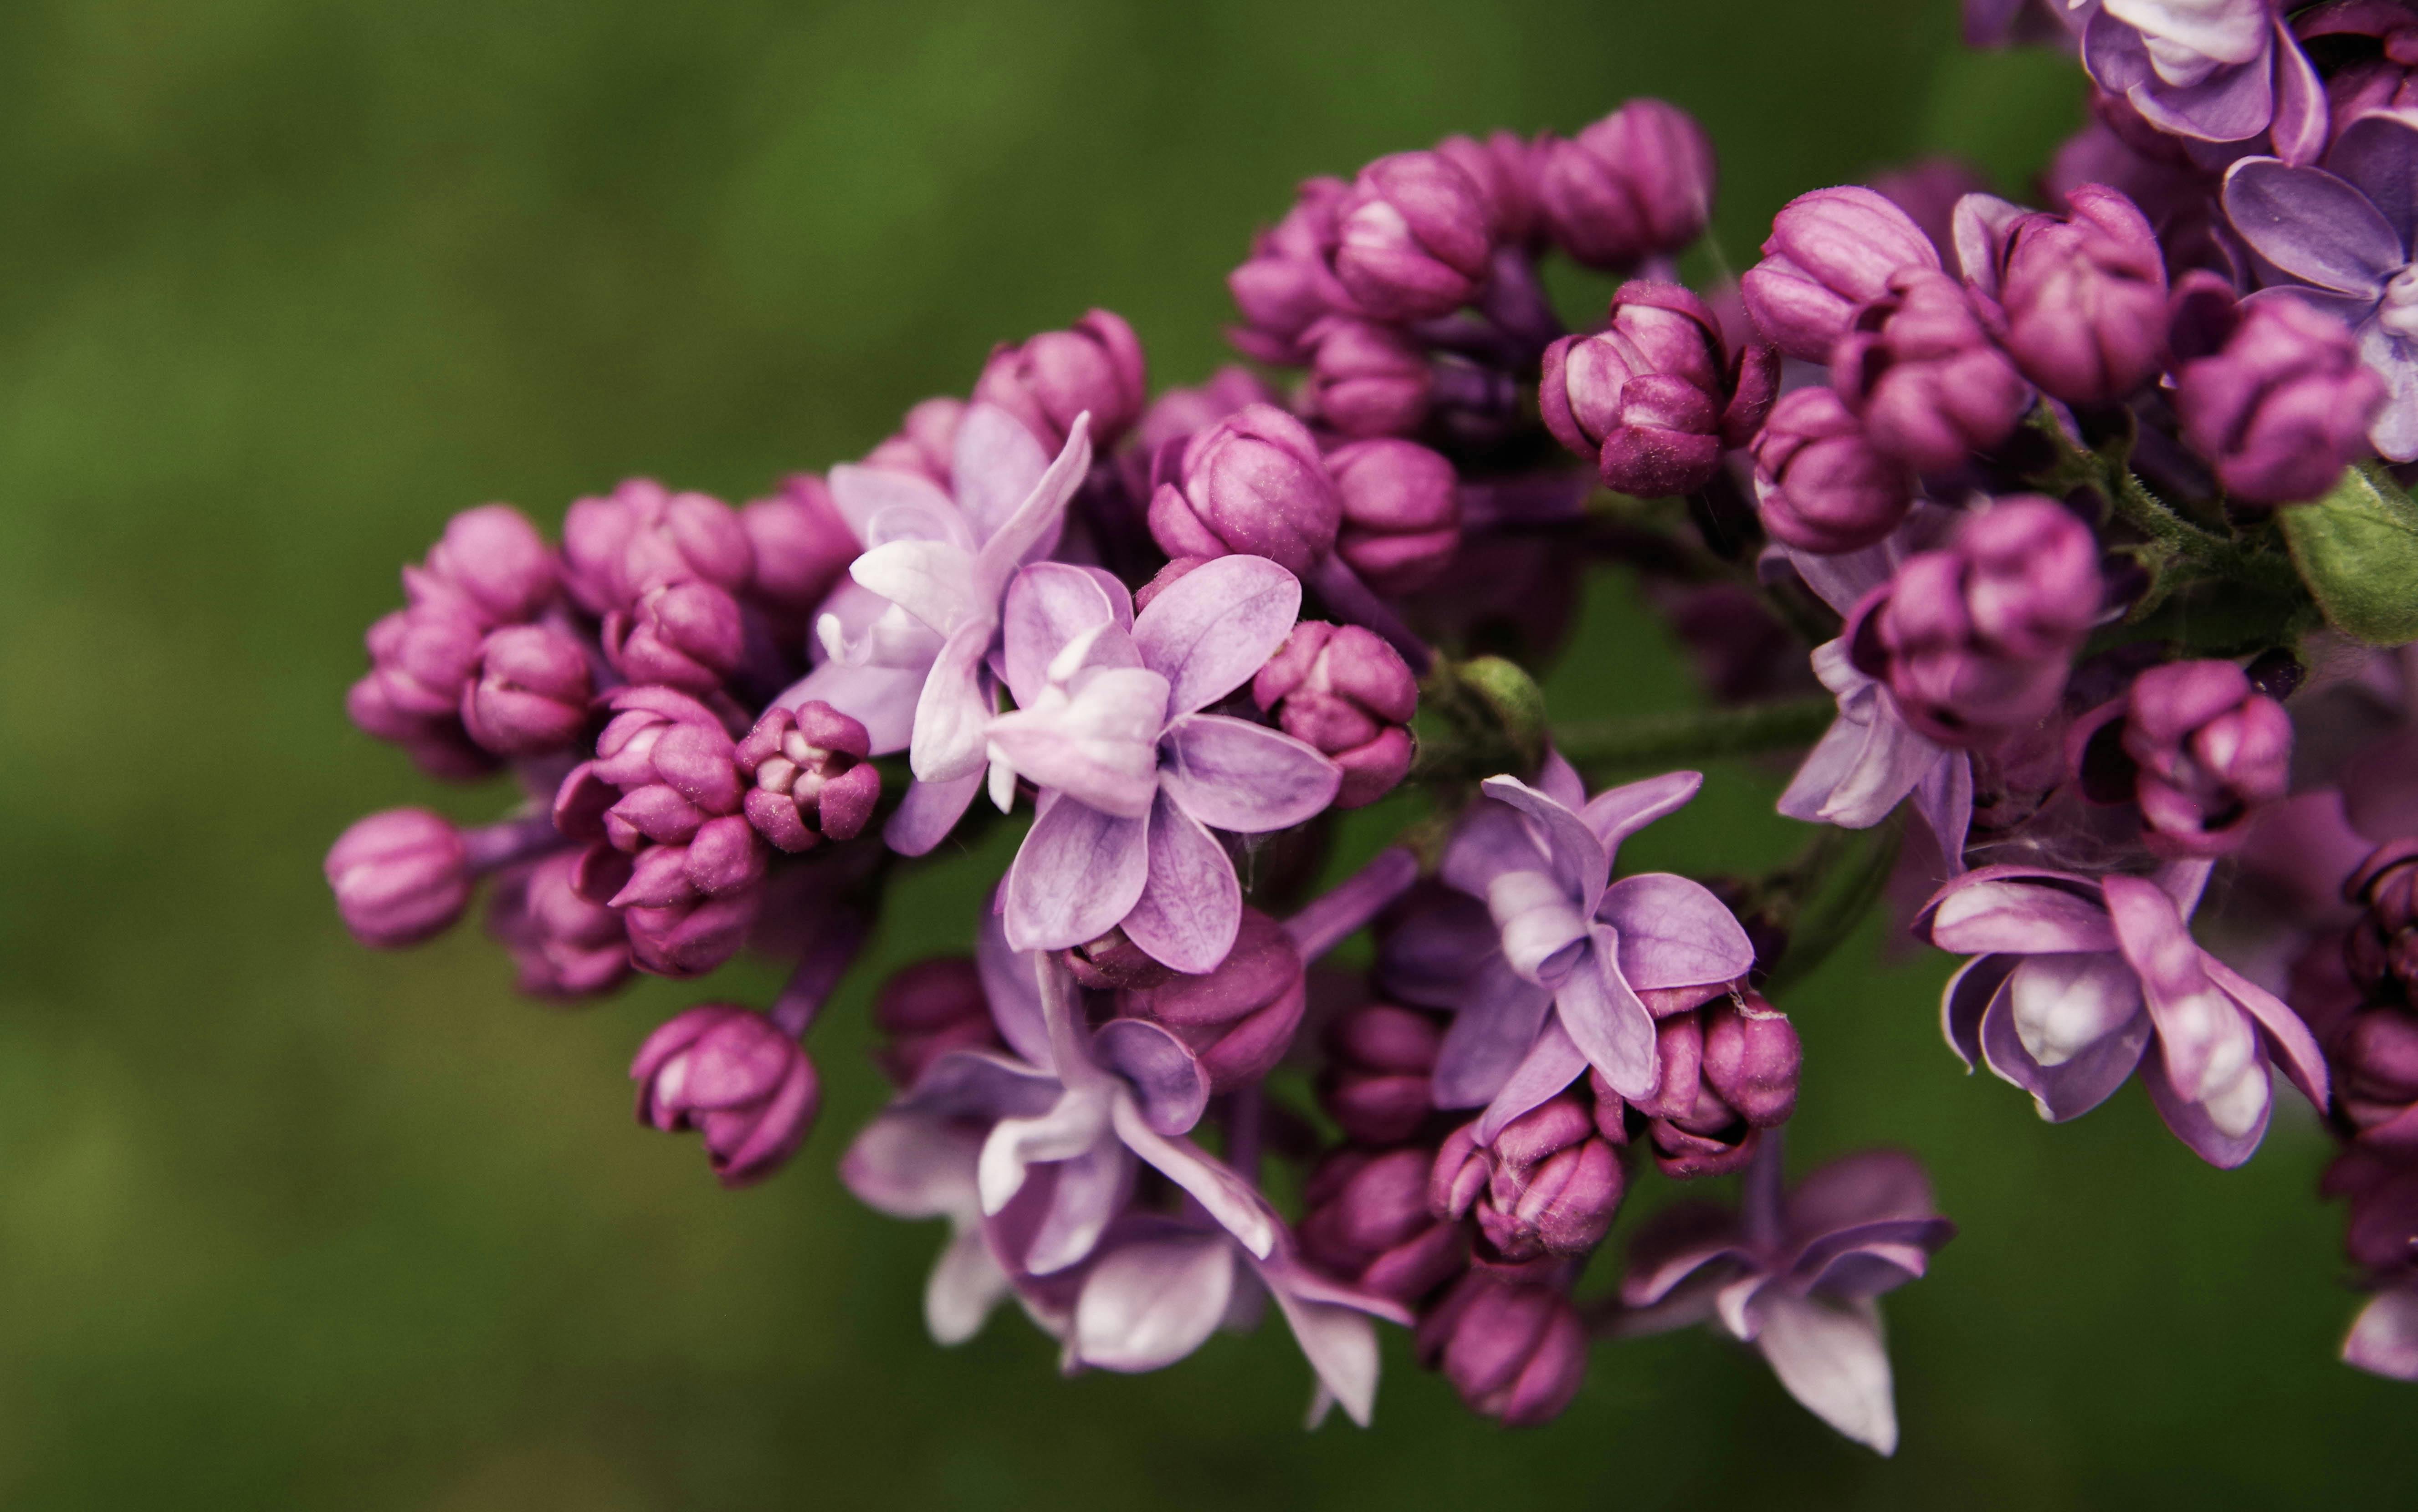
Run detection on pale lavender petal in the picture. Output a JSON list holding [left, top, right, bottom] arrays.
[[840, 1110, 984, 1220], [2136, 54, 2272, 143], [2140, 1037, 2271, 1168], [973, 415, 1092, 597], [1779, 649, 1947, 829], [1131, 553, 1304, 714], [899, 1047, 1065, 1122], [976, 902, 1055, 1070], [1554, 930, 1660, 1099], [851, 538, 985, 637], [1911, 750, 1972, 868], [1159, 714, 1341, 833], [886, 771, 983, 857], [1081, 566, 1136, 633], [1477, 775, 1609, 909], [927, 1225, 1013, 1345], [1599, 873, 1755, 991], [1793, 1221, 1955, 1297], [1071, 1232, 1237, 1373], [1941, 954, 2011, 1071], [1582, 769, 1704, 857], [2103, 874, 2254, 1102], [2007, 950, 2147, 1068], [1432, 962, 1555, 1108], [1980, 983, 2151, 1122], [952, 402, 1052, 544], [2327, 111, 2418, 251], [1536, 747, 1586, 810], [2356, 320, 2418, 464], [1750, 1293, 1900, 1455], [2221, 159, 2401, 298], [1257, 1251, 1415, 1327], [1119, 789, 1243, 975], [1284, 847, 1419, 960], [1785, 1148, 1939, 1233], [781, 658, 926, 756], [1027, 1142, 1138, 1276], [1439, 797, 1548, 897], [1000, 562, 1127, 709], [2343, 1289, 2418, 1381], [987, 667, 1170, 818], [909, 623, 995, 783], [1264, 1283, 1384, 1428], [1092, 1017, 1211, 1135], [826, 464, 966, 549], [1621, 1203, 1751, 1310], [1921, 872, 2119, 955], [978, 1085, 1113, 1216], [1474, 1015, 1589, 1143], [1486, 869, 1592, 986], [2270, 19, 2326, 167], [2202, 953, 2330, 1111], [1004, 795, 1151, 952], [1108, 1094, 1278, 1258]]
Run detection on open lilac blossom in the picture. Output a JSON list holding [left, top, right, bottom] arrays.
[[1919, 858, 2330, 1165], [992, 556, 1340, 973], [1616, 1141, 1956, 1455], [1423, 755, 1756, 1134], [2078, 0, 2324, 158], [2221, 110, 2418, 460]]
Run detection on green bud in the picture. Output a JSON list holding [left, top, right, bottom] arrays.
[[1450, 655, 1548, 778], [2282, 464, 2418, 646]]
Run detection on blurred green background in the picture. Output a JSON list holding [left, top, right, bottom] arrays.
[[0, 0, 2407, 1506]]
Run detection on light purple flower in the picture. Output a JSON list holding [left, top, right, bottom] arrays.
[[2078, 0, 2324, 158], [1616, 1141, 1956, 1456], [1918, 857, 2330, 1165], [1423, 754, 1755, 1136], [992, 555, 1341, 973], [2344, 1284, 2418, 1381], [2222, 110, 2418, 459]]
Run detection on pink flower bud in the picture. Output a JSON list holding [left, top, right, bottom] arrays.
[[1253, 621, 1418, 808], [973, 309, 1148, 451], [1332, 151, 1495, 322], [1750, 386, 1916, 554], [1832, 268, 2031, 474], [603, 578, 746, 693], [1301, 1147, 1471, 1305], [420, 504, 557, 626], [1537, 99, 1716, 272], [1985, 184, 2169, 405], [1148, 403, 1341, 576], [1432, 1095, 1625, 1261], [562, 480, 753, 617], [1302, 317, 1433, 437], [735, 700, 880, 853], [871, 957, 1001, 1089], [1117, 909, 1306, 1091], [1541, 281, 1777, 497], [1317, 1002, 1445, 1144], [861, 397, 965, 487], [741, 475, 857, 628], [486, 850, 631, 1000], [461, 623, 592, 757], [632, 1004, 819, 1187], [2174, 294, 2386, 505], [1416, 1272, 1588, 1427], [1437, 129, 1544, 247], [1741, 185, 1942, 362], [1327, 438, 1462, 594], [325, 809, 471, 948], [2110, 660, 2294, 858]]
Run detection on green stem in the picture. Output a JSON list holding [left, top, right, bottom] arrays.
[[1550, 695, 1835, 775], [2105, 467, 2302, 596]]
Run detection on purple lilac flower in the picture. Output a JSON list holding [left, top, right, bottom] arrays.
[[461, 622, 593, 757], [1919, 857, 2331, 1165], [1617, 991, 1803, 1178], [2172, 291, 2389, 499], [485, 849, 632, 999], [1228, 177, 1359, 365], [1301, 1146, 1471, 1305], [2326, 1144, 2418, 1378], [989, 557, 1339, 973], [2076, 0, 2325, 159], [1318, 1002, 1447, 1145], [2221, 110, 2418, 460], [2302, 1, 2418, 138], [1749, 387, 1916, 555], [733, 700, 881, 853], [1327, 438, 1463, 594], [2345, 1282, 2418, 1380], [1147, 403, 1341, 577], [861, 396, 965, 488], [1616, 1141, 1955, 1455], [1740, 187, 1942, 363], [1436, 129, 1543, 248], [1331, 151, 1495, 322], [632, 1003, 820, 1187], [1301, 317, 1434, 437], [1431, 1090, 1625, 1261], [740, 474, 858, 639], [326, 807, 564, 949]]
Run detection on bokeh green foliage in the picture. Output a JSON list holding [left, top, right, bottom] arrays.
[[0, 1, 2407, 1506]]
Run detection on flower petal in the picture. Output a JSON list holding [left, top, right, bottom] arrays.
[[897, 1047, 1065, 1122], [1118, 789, 1243, 974], [987, 668, 1170, 817], [1158, 714, 1341, 833], [826, 464, 966, 549], [1091, 1017, 1211, 1136], [1919, 869, 2119, 955], [2343, 1288, 2418, 1381], [2327, 111, 2418, 253], [1263, 1283, 1384, 1428], [908, 623, 995, 783], [2221, 158, 2400, 298], [1619, 1201, 1752, 1311], [2102, 873, 2254, 1103], [1431, 962, 1555, 1109], [1486, 869, 1592, 985], [1477, 775, 1610, 909], [1474, 1014, 1589, 1144], [1750, 1293, 1900, 1456], [2203, 952, 2330, 1111], [1553, 929, 1660, 1099], [1071, 1231, 1238, 1373], [1910, 749, 1972, 867], [1130, 554, 1304, 714], [840, 1109, 983, 1221], [1786, 1148, 1940, 1234], [1941, 954, 2012, 1071], [779, 658, 927, 756], [1439, 796, 1549, 897], [851, 538, 986, 638], [2007, 950, 2147, 1068], [1004, 795, 1151, 953], [2139, 1036, 2272, 1168], [978, 1085, 1113, 1216], [973, 415, 1092, 598], [1980, 976, 2151, 1122], [885, 771, 983, 857], [927, 1224, 1014, 1345], [1599, 873, 1755, 991], [952, 402, 1052, 545], [1108, 1094, 1278, 1258], [1000, 562, 1129, 709], [1580, 769, 1703, 855], [975, 902, 1056, 1071], [1026, 1141, 1138, 1276]]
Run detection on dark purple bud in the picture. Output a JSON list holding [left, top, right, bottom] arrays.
[[1228, 177, 1358, 362], [1625, 1008, 1768, 1179], [562, 480, 753, 617], [1316, 1001, 1445, 1144], [2347, 839, 2418, 1006], [735, 700, 879, 853], [1541, 280, 1776, 497], [1302, 318, 1433, 438], [741, 475, 856, 628], [1416, 1273, 1588, 1428], [1253, 621, 1418, 808], [2120, 660, 2293, 858], [1537, 99, 1716, 273], [1832, 268, 2030, 474], [632, 1004, 819, 1187], [1064, 926, 1179, 992], [1436, 129, 1544, 246], [1301, 1147, 1471, 1305], [419, 504, 557, 626], [2334, 1001, 2418, 1139], [1741, 185, 1942, 363], [2174, 295, 2386, 506], [1133, 367, 1280, 455], [1116, 908, 1306, 1091], [871, 957, 1002, 1089], [1987, 183, 2169, 406], [1700, 991, 1802, 1128], [1432, 1096, 1624, 1261], [973, 308, 1148, 452], [1148, 403, 1341, 576], [325, 808, 471, 948], [485, 850, 631, 1000], [2329, 1146, 2418, 1276], [1332, 151, 1494, 322], [1750, 386, 1916, 554], [622, 889, 761, 979], [1326, 438, 1462, 594], [1854, 496, 2100, 745], [861, 397, 965, 487], [460, 623, 592, 757], [604, 579, 746, 693]]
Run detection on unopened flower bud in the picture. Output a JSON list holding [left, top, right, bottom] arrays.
[[1228, 178, 1358, 363], [861, 397, 965, 487], [1302, 318, 1433, 437], [604, 578, 746, 693], [1117, 909, 1306, 1090], [1741, 185, 1942, 362], [420, 504, 557, 626], [741, 475, 857, 628], [1253, 621, 1418, 808], [1832, 268, 2031, 474], [1537, 99, 1716, 272], [1416, 1273, 1588, 1427], [1301, 1146, 1471, 1305], [1326, 438, 1462, 594], [486, 850, 631, 999], [1317, 1002, 1445, 1144], [2116, 660, 2294, 858], [1700, 991, 1802, 1127], [365, 602, 487, 720], [562, 480, 753, 618], [1541, 281, 1777, 497], [2334, 1001, 2418, 1139], [1148, 403, 1341, 576], [1436, 129, 1543, 246], [2330, 1148, 2418, 1277], [1750, 386, 1916, 554], [872, 957, 1001, 1089], [1064, 926, 1179, 991], [2174, 294, 2386, 505], [973, 308, 1148, 451], [1984, 183, 2169, 405], [461, 622, 593, 757], [325, 808, 470, 948], [632, 1004, 818, 1187], [1332, 151, 1494, 322], [734, 700, 879, 853], [1432, 1095, 1625, 1261], [1133, 367, 1280, 455], [2348, 839, 2418, 1005]]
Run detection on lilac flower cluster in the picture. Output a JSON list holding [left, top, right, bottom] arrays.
[[325, 15, 2418, 1444]]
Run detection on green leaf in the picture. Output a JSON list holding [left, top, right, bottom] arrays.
[[2280, 464, 2418, 646]]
